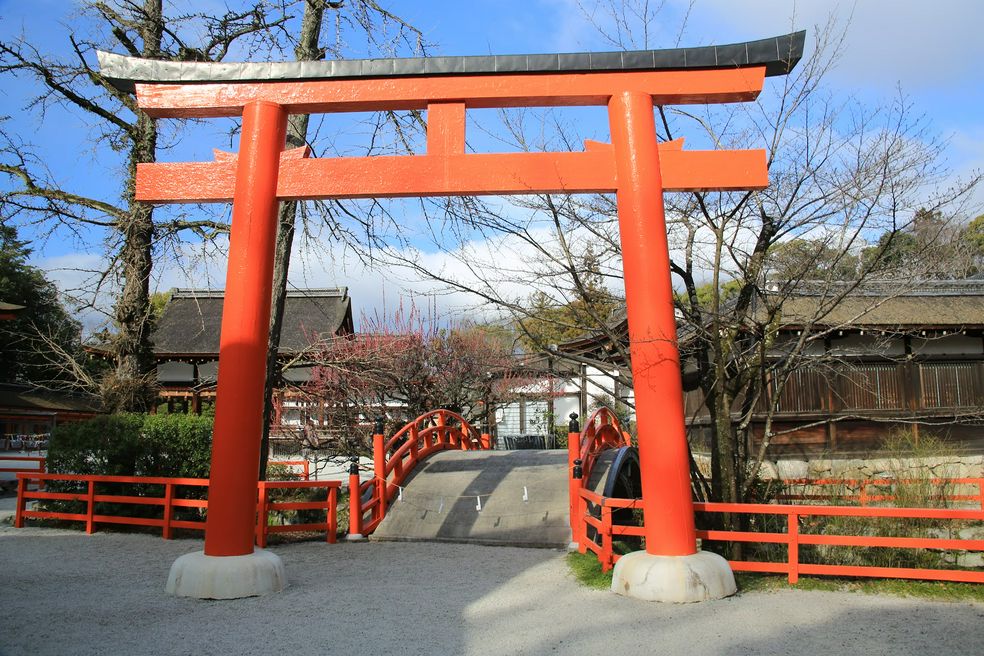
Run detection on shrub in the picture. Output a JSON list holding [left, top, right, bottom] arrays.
[[135, 413, 212, 479], [43, 413, 215, 527], [47, 414, 147, 476], [48, 413, 213, 478]]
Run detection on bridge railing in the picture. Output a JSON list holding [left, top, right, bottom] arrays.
[[14, 472, 340, 546], [572, 482, 984, 583], [566, 409, 632, 549], [349, 410, 490, 537]]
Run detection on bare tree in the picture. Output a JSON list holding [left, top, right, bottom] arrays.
[[298, 304, 532, 452], [0, 0, 293, 410], [259, 0, 428, 478]]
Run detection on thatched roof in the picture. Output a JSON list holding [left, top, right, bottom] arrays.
[[152, 288, 353, 358], [557, 280, 984, 359], [769, 281, 984, 330]]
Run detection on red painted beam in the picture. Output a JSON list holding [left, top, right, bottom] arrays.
[[134, 67, 766, 118], [135, 148, 766, 203]]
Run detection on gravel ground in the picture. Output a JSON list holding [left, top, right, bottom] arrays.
[[1, 524, 982, 656]]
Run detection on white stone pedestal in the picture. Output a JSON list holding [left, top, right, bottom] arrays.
[[344, 532, 365, 541], [611, 550, 736, 603], [165, 548, 286, 599]]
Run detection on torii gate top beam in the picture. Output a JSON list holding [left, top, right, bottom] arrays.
[[98, 31, 803, 118]]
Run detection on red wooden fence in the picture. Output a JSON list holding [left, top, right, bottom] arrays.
[[14, 472, 340, 546], [573, 486, 984, 583]]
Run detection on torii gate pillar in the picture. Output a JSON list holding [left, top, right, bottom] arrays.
[[607, 91, 734, 601]]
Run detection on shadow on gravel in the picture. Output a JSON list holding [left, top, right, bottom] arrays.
[[1, 528, 982, 656]]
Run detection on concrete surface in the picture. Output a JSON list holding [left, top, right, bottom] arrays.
[[371, 450, 571, 547], [1, 525, 982, 656]]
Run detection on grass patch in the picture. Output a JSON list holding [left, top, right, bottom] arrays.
[[567, 552, 613, 590], [736, 573, 984, 603], [566, 555, 984, 603]]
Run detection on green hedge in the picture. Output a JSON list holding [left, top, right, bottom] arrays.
[[48, 413, 213, 479]]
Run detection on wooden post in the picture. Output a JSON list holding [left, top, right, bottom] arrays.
[[203, 100, 288, 557], [85, 479, 96, 535], [567, 413, 581, 546], [787, 509, 799, 584], [609, 90, 695, 557], [162, 482, 174, 539], [348, 457, 362, 538]]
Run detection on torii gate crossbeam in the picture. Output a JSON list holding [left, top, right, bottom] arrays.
[[98, 31, 804, 602]]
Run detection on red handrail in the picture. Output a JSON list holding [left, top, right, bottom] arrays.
[[571, 486, 984, 582], [14, 472, 340, 546], [269, 459, 311, 480], [777, 477, 984, 508], [350, 409, 490, 537], [1, 456, 46, 476], [567, 408, 632, 550]]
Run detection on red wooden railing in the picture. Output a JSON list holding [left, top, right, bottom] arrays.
[[567, 408, 632, 549], [269, 459, 311, 480], [256, 479, 338, 547], [693, 501, 984, 584], [2, 455, 46, 480], [573, 485, 984, 583], [349, 410, 490, 537], [777, 477, 984, 508], [14, 472, 340, 546]]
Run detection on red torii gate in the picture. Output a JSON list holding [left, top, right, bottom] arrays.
[[100, 31, 803, 601]]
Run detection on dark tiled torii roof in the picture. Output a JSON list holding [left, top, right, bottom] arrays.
[[152, 288, 353, 357], [97, 32, 805, 92]]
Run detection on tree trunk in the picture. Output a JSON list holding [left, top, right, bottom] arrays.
[[259, 0, 325, 479], [106, 0, 162, 413]]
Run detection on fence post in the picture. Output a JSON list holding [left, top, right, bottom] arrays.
[[85, 479, 96, 535], [787, 510, 799, 585], [327, 486, 338, 544], [573, 458, 586, 553], [373, 417, 387, 520], [162, 481, 174, 540], [13, 475, 26, 528], [303, 460, 310, 481], [480, 418, 492, 450], [601, 503, 614, 572], [567, 413, 581, 548], [409, 424, 420, 463], [255, 482, 268, 548], [977, 477, 984, 511], [347, 456, 365, 541]]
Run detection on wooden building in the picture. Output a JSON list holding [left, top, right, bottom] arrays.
[[560, 281, 984, 456], [152, 288, 353, 426]]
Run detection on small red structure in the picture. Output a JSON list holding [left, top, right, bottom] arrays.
[[99, 31, 804, 600]]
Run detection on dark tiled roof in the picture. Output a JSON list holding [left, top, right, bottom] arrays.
[[0, 383, 101, 413], [152, 288, 352, 356]]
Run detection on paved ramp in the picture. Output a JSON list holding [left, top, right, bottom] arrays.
[[371, 450, 570, 548]]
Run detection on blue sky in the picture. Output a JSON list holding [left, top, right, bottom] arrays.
[[1, 0, 982, 328]]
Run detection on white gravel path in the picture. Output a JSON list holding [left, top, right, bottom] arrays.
[[1, 524, 982, 656]]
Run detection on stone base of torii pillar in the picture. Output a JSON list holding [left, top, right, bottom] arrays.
[[165, 549, 286, 599], [611, 550, 736, 603]]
